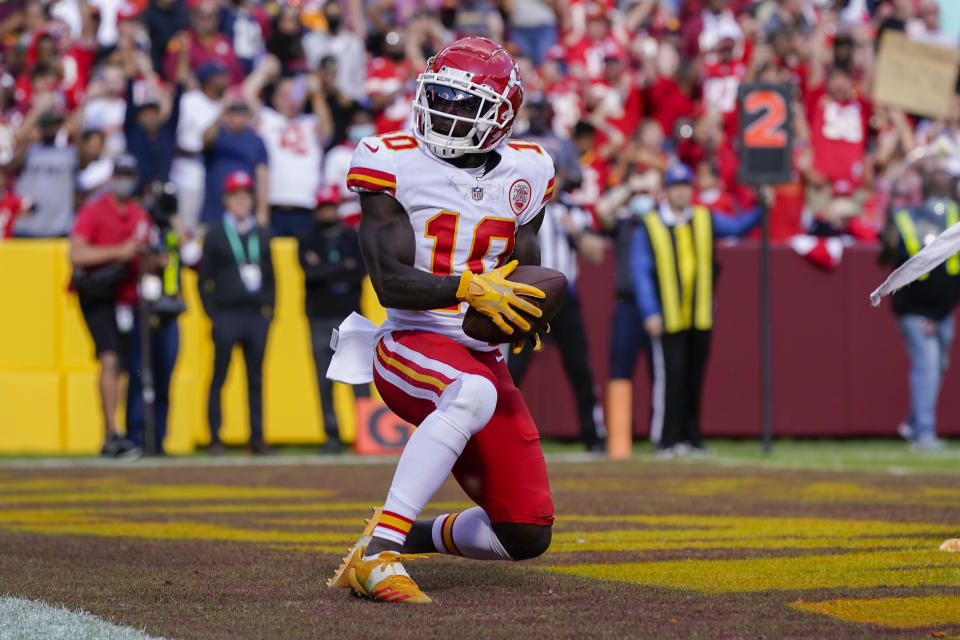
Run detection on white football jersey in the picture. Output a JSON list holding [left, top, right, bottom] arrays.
[[257, 106, 322, 208], [348, 129, 555, 351]]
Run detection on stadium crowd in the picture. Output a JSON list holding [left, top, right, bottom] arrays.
[[0, 0, 958, 244], [1, 0, 959, 455]]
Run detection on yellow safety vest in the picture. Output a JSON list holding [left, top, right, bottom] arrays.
[[893, 203, 960, 281], [643, 206, 714, 333]]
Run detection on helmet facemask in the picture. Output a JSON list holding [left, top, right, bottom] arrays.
[[413, 66, 517, 158]]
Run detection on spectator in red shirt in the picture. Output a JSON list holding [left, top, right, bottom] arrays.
[[163, 0, 244, 85], [0, 172, 30, 241], [680, 0, 743, 60], [699, 35, 748, 140], [586, 47, 642, 143], [643, 43, 695, 137], [68, 154, 150, 458], [564, 4, 625, 83], [802, 66, 871, 227], [364, 30, 414, 134], [14, 61, 66, 114]]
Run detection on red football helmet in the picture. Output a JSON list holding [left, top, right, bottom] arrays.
[[413, 37, 523, 159]]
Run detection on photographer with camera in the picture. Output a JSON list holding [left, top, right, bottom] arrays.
[[69, 154, 150, 458], [125, 180, 193, 456]]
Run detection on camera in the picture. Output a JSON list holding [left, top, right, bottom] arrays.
[[144, 180, 178, 230], [140, 180, 186, 322]]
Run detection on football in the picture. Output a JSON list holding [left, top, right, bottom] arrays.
[[462, 265, 568, 344]]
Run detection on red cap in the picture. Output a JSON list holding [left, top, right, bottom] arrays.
[[223, 170, 253, 193], [586, 2, 608, 20], [315, 184, 341, 206], [117, 0, 142, 21], [832, 180, 855, 197]]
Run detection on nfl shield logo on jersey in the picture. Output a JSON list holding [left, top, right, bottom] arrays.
[[472, 186, 483, 201], [509, 179, 532, 216]]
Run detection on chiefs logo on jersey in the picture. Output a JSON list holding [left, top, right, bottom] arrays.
[[509, 179, 531, 216], [279, 125, 308, 155]]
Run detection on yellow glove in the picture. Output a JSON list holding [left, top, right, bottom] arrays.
[[511, 323, 549, 354], [457, 260, 544, 335]]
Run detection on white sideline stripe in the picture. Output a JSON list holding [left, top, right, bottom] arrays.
[[0, 596, 168, 640], [0, 452, 605, 470], [0, 451, 958, 473]]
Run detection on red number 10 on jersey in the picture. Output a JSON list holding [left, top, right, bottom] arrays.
[[425, 212, 516, 312]]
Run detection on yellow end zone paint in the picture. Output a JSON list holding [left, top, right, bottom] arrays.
[[2, 481, 334, 504], [552, 476, 960, 507], [791, 596, 960, 628], [3, 473, 959, 631], [547, 550, 960, 593]]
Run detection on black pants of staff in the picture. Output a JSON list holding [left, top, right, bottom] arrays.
[[508, 290, 605, 448], [650, 329, 711, 449], [208, 308, 271, 447], [309, 316, 370, 443]]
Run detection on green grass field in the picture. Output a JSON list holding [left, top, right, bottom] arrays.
[[1, 439, 958, 639]]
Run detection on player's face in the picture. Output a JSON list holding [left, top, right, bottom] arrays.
[[425, 84, 486, 138]]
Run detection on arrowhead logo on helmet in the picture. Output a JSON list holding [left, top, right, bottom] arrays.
[[412, 37, 524, 159]]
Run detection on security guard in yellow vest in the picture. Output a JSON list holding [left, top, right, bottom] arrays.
[[629, 163, 763, 457], [880, 166, 960, 451]]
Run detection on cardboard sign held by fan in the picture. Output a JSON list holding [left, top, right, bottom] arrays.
[[873, 31, 959, 120]]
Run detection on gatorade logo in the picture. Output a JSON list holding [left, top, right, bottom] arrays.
[[368, 406, 412, 448], [353, 399, 414, 455]]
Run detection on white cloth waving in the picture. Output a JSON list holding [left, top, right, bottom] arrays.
[[870, 220, 960, 306]]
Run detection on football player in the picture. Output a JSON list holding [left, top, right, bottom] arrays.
[[327, 37, 556, 603]]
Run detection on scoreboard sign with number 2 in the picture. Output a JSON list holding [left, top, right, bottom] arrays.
[[737, 83, 793, 185]]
